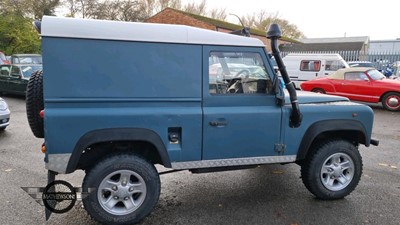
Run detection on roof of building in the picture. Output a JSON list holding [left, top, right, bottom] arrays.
[[41, 16, 264, 47], [299, 36, 369, 44], [280, 42, 365, 52], [156, 8, 297, 43], [370, 39, 400, 43]]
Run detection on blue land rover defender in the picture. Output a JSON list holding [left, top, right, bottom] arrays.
[[27, 16, 378, 224]]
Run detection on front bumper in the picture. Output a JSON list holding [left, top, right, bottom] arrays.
[[0, 109, 10, 129]]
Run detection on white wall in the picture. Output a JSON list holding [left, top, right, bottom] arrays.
[[369, 40, 400, 53]]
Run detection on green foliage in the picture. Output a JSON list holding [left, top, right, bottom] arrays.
[[0, 13, 41, 55]]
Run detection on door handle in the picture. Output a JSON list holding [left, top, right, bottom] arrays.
[[209, 121, 228, 127]]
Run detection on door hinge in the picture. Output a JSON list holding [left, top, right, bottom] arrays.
[[274, 143, 286, 153]]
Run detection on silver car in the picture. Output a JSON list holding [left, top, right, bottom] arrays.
[[0, 97, 10, 130]]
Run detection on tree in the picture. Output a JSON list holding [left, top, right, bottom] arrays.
[[60, 0, 227, 22], [0, 0, 61, 19], [31, 0, 61, 19], [91, 0, 147, 21], [0, 13, 41, 54], [208, 7, 227, 21], [183, 0, 206, 15], [0, 0, 30, 16], [241, 10, 305, 39]]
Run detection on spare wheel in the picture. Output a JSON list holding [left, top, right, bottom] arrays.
[[26, 70, 44, 138]]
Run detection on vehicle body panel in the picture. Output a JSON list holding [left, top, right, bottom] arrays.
[[11, 54, 42, 64], [0, 64, 41, 95], [283, 53, 349, 88], [42, 37, 203, 163], [202, 45, 282, 160], [300, 67, 400, 104], [38, 16, 375, 180], [0, 97, 10, 129]]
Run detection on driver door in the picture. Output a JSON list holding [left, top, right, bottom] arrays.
[[202, 46, 282, 160]]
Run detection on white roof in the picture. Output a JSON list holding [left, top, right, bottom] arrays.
[[41, 16, 264, 47]]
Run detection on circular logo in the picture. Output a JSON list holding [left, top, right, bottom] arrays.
[[42, 180, 77, 213]]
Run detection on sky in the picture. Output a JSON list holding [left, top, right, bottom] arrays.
[[182, 0, 400, 40]]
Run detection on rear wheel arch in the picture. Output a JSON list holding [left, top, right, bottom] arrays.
[[297, 120, 367, 161], [66, 128, 171, 173], [311, 88, 326, 94]]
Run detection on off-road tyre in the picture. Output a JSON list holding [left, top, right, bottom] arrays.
[[82, 153, 160, 225], [301, 139, 362, 200], [26, 70, 44, 138]]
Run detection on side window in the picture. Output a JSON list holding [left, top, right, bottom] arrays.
[[344, 72, 366, 80], [0, 65, 11, 76], [300, 60, 321, 71], [208, 52, 273, 95], [326, 60, 346, 71], [11, 66, 21, 76]]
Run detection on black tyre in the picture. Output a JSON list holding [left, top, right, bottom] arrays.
[[312, 88, 326, 94], [26, 70, 44, 138], [381, 92, 400, 111], [82, 154, 160, 225], [301, 139, 362, 200]]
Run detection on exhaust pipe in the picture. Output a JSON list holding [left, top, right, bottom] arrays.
[[267, 24, 302, 128]]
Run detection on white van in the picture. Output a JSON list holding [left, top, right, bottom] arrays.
[[282, 53, 349, 88]]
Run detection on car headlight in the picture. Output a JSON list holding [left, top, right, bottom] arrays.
[[0, 99, 8, 111]]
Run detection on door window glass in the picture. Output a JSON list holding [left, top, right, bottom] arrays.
[[208, 52, 273, 95], [11, 66, 21, 76], [344, 72, 367, 80], [0, 65, 11, 76]]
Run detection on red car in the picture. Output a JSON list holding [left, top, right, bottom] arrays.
[[300, 67, 400, 111]]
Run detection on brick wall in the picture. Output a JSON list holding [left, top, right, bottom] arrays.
[[145, 8, 291, 51], [216, 27, 273, 51], [145, 8, 215, 31]]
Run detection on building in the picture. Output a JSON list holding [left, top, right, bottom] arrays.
[[369, 39, 400, 53], [145, 8, 295, 51], [280, 36, 370, 54]]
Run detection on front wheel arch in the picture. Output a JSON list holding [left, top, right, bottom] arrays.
[[297, 120, 367, 161]]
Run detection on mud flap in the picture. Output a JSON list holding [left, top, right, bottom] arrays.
[[45, 170, 56, 220]]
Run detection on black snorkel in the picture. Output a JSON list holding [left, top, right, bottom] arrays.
[[267, 24, 302, 128]]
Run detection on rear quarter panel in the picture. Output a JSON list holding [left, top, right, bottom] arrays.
[[42, 37, 204, 163]]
